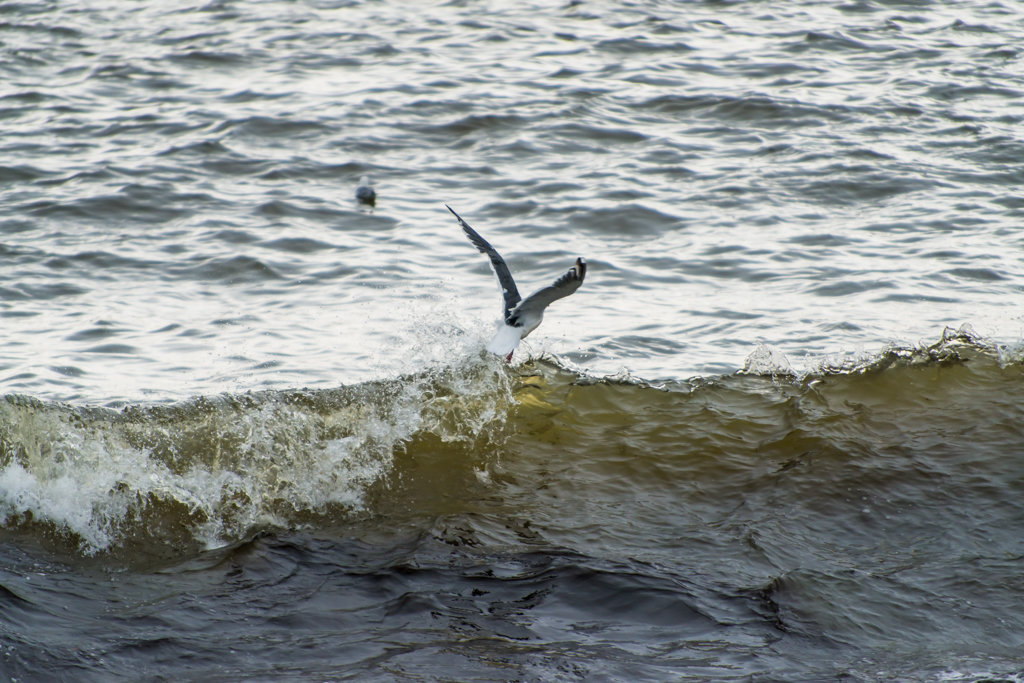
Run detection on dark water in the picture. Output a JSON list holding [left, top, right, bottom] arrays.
[[2, 336, 1022, 680], [2, 0, 1024, 680]]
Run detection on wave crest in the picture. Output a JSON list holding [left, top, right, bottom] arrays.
[[740, 324, 1015, 382], [0, 359, 514, 557]]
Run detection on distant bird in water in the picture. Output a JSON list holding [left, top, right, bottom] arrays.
[[447, 204, 586, 362], [355, 175, 376, 206]]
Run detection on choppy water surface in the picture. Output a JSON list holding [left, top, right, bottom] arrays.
[[2, 1, 1023, 680]]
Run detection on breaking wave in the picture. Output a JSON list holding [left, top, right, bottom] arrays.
[[0, 357, 514, 558], [1, 327, 1021, 562]]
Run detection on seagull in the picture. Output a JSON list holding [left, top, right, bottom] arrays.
[[355, 175, 376, 206], [446, 204, 586, 362]]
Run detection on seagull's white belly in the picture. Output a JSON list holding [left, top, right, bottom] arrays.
[[486, 322, 525, 356]]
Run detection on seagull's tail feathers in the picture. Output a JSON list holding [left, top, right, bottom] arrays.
[[485, 322, 523, 357]]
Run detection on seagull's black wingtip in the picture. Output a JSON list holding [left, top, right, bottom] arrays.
[[445, 204, 473, 232]]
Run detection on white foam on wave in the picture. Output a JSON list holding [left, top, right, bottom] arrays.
[[0, 401, 374, 555], [937, 670, 1024, 683], [0, 355, 514, 555], [741, 343, 796, 377], [739, 323, 1020, 381], [0, 409, 199, 552]]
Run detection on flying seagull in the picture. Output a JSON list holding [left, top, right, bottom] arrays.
[[355, 175, 376, 206], [446, 204, 586, 362]]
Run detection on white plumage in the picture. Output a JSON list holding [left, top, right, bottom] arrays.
[[446, 205, 587, 361], [486, 322, 526, 357]]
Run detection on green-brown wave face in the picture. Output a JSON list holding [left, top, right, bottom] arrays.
[[2, 333, 1020, 576]]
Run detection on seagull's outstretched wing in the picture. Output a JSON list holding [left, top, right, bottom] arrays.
[[509, 258, 587, 325], [446, 204, 521, 318]]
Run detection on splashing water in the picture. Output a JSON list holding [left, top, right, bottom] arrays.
[[0, 357, 515, 556]]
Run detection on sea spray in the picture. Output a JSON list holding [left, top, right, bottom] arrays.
[[0, 357, 515, 555]]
